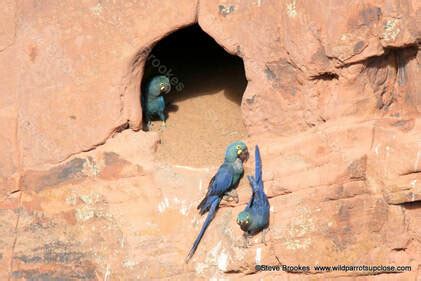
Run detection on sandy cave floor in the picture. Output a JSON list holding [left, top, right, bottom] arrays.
[[150, 87, 248, 167]]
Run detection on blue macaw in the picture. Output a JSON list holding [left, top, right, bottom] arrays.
[[141, 75, 171, 130], [236, 145, 270, 246], [186, 141, 249, 262]]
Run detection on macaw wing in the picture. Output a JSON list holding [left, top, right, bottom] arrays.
[[197, 164, 234, 214], [246, 146, 263, 209], [254, 145, 262, 186], [208, 164, 234, 196]]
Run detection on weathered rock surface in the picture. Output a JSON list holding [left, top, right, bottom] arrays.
[[0, 0, 420, 280]]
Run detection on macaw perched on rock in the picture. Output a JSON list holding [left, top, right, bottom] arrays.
[[186, 141, 249, 262], [236, 145, 270, 247], [141, 75, 171, 130]]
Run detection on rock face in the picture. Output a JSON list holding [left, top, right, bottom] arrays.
[[0, 0, 420, 280]]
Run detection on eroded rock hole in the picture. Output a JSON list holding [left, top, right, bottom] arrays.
[[141, 24, 248, 166], [310, 72, 339, 81]]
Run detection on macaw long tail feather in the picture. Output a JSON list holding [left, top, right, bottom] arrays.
[[247, 175, 255, 186], [197, 196, 208, 215], [254, 145, 262, 184], [185, 198, 220, 263], [197, 176, 216, 215]]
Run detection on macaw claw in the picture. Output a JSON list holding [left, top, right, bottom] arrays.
[[146, 121, 152, 131], [223, 189, 239, 203]]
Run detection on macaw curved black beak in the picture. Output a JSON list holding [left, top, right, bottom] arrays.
[[160, 84, 171, 94], [239, 148, 249, 163]]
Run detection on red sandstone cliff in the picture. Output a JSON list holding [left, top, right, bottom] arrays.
[[0, 0, 420, 280]]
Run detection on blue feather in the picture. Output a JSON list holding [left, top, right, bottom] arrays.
[[142, 75, 170, 127], [237, 145, 270, 236], [254, 145, 262, 186], [187, 142, 248, 262], [197, 164, 234, 215], [186, 198, 220, 262]]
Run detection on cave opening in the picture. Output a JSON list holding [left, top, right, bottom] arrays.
[[141, 24, 248, 166]]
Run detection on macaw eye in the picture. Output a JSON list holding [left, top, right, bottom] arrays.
[[160, 83, 164, 87]]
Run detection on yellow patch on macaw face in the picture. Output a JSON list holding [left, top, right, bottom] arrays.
[[236, 144, 242, 155]]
